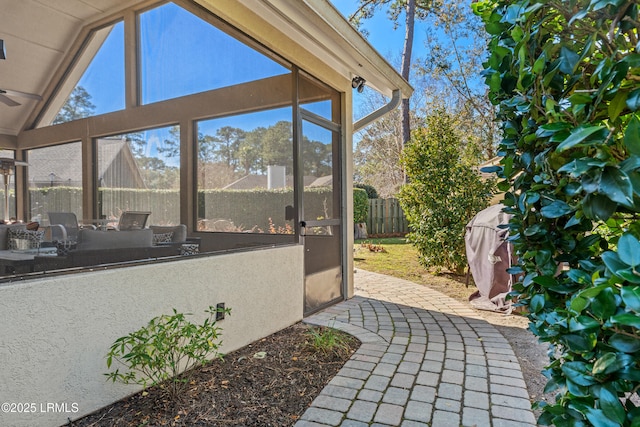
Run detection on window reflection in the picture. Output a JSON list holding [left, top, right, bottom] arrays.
[[28, 143, 83, 224], [98, 127, 180, 226], [196, 108, 294, 234]]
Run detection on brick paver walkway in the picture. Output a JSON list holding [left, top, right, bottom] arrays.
[[297, 270, 537, 427]]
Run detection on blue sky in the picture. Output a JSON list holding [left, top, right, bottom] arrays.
[[332, 1, 428, 63], [70, 1, 421, 165]]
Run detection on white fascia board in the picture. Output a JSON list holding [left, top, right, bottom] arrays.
[[248, 0, 413, 99]]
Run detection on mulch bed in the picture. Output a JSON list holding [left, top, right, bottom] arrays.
[[68, 323, 360, 427]]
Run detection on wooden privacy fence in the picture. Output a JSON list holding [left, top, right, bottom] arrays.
[[366, 198, 409, 235]]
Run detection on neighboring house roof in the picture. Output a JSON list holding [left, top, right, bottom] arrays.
[[27, 138, 145, 189], [308, 175, 332, 187], [223, 174, 318, 190], [27, 142, 83, 186]]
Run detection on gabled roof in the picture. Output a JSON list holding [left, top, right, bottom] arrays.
[[223, 174, 318, 190], [0, 0, 412, 143], [27, 138, 145, 188]]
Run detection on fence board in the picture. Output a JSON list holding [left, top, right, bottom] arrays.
[[366, 198, 408, 235]]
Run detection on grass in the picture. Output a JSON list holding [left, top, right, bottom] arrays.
[[305, 325, 354, 357], [354, 237, 475, 303]]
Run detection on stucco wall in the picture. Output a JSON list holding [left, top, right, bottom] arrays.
[[0, 245, 304, 427]]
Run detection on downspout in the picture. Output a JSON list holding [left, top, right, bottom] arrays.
[[353, 89, 402, 132]]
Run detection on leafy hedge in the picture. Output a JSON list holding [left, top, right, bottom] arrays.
[[32, 187, 333, 232], [474, 0, 640, 425], [353, 188, 369, 224], [354, 183, 379, 199]]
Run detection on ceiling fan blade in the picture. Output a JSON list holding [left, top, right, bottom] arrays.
[[0, 157, 29, 167], [0, 94, 20, 107], [0, 89, 42, 101]]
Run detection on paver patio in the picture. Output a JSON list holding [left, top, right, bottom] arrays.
[[297, 269, 537, 427]]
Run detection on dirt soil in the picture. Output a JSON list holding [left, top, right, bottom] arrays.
[[68, 274, 550, 427], [68, 324, 360, 427]]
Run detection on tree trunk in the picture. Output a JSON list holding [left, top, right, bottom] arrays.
[[401, 0, 415, 182]]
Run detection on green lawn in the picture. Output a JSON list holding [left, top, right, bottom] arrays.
[[353, 237, 475, 303]]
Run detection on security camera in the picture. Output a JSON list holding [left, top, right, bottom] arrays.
[[351, 76, 366, 93]]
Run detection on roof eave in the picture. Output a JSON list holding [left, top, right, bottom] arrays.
[[245, 0, 413, 99]]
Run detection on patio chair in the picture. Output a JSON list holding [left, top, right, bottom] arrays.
[[117, 211, 151, 231], [48, 212, 95, 243]]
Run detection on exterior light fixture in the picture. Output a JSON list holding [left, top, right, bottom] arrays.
[[0, 40, 5, 60], [351, 76, 366, 93]]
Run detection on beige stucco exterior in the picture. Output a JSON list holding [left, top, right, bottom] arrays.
[[0, 245, 304, 427]]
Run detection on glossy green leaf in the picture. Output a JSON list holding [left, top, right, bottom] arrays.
[[532, 275, 558, 288], [561, 361, 597, 386], [556, 125, 606, 152], [618, 233, 640, 267], [583, 193, 616, 221], [558, 46, 580, 74], [524, 223, 546, 237], [627, 88, 640, 111], [609, 90, 628, 122], [501, 4, 525, 24], [609, 333, 640, 353], [564, 213, 582, 229], [567, 269, 592, 285], [575, 284, 609, 299], [570, 296, 590, 313], [537, 122, 572, 137], [598, 385, 626, 425], [563, 333, 597, 352], [602, 251, 630, 274], [614, 269, 640, 284], [584, 407, 622, 427], [600, 167, 634, 207], [568, 315, 600, 331], [533, 55, 546, 74], [558, 158, 607, 177], [624, 115, 640, 155], [610, 312, 640, 329], [592, 287, 617, 319], [620, 155, 640, 173], [593, 352, 619, 375], [541, 200, 573, 218], [621, 286, 640, 312], [530, 293, 546, 313]]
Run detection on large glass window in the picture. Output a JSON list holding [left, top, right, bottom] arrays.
[[139, 2, 290, 104], [41, 22, 125, 126], [196, 108, 294, 234], [27, 143, 83, 224], [97, 127, 180, 226], [302, 121, 335, 223], [9, 0, 343, 278]]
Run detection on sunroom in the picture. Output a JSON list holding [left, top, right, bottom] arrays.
[[0, 0, 411, 425]]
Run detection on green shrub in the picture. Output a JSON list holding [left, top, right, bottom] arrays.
[[398, 110, 494, 274], [105, 305, 230, 400], [475, 0, 640, 425], [353, 188, 369, 224], [354, 183, 379, 199]]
